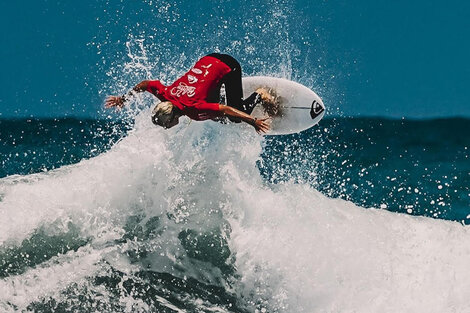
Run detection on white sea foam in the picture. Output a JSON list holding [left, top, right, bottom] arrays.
[[228, 182, 470, 312], [0, 245, 108, 312], [1, 111, 469, 312]]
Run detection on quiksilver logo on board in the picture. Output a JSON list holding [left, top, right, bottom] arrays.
[[310, 100, 324, 119]]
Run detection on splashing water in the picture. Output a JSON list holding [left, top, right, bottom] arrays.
[[1, 112, 470, 312], [2, 1, 470, 312]]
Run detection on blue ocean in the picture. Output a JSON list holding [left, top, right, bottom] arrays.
[[1, 0, 470, 312], [1, 116, 469, 312]]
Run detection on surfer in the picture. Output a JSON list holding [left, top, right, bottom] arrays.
[[106, 53, 276, 133]]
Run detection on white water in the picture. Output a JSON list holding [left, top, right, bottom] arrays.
[[1, 111, 470, 312]]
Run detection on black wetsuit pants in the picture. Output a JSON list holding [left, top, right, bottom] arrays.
[[207, 53, 260, 115]]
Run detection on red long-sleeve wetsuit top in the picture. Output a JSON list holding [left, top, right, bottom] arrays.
[[146, 55, 231, 121]]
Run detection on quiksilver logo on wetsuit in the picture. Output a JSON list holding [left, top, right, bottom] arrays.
[[171, 82, 196, 98], [187, 74, 198, 84]]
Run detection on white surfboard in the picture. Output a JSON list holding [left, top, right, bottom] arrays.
[[242, 76, 325, 135]]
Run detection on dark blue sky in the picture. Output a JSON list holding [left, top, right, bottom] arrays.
[[1, 0, 469, 118]]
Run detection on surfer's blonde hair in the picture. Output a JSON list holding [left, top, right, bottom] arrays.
[[151, 101, 174, 127]]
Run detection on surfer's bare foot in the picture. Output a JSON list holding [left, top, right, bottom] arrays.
[[256, 87, 280, 116]]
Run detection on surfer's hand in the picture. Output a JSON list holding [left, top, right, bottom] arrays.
[[105, 96, 125, 109], [253, 118, 270, 134]]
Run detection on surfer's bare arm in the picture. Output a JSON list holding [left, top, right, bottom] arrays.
[[105, 80, 150, 109], [219, 105, 270, 134]]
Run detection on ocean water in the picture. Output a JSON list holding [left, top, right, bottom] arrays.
[[1, 115, 469, 312], [2, 0, 470, 311]]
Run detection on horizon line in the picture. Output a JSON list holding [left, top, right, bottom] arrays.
[[1, 115, 469, 122]]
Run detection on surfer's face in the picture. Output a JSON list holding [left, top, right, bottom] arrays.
[[163, 115, 179, 129], [152, 103, 180, 129]]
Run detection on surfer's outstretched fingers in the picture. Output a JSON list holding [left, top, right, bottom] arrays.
[[105, 96, 117, 107], [105, 96, 124, 109], [255, 118, 270, 134]]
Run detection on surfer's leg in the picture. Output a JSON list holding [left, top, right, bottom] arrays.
[[207, 53, 261, 115], [223, 72, 261, 114]]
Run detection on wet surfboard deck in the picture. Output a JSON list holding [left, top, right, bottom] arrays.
[[242, 76, 325, 135]]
